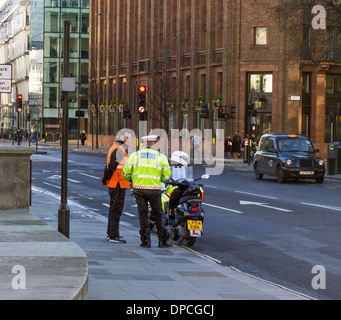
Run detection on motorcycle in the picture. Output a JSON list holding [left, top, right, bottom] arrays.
[[149, 173, 209, 247]]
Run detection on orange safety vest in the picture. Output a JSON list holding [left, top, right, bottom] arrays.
[[106, 143, 130, 189]]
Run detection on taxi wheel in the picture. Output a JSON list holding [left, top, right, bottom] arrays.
[[316, 177, 324, 184], [254, 163, 263, 180], [276, 165, 286, 183]]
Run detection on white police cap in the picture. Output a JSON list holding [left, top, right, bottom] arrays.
[[141, 135, 158, 142]]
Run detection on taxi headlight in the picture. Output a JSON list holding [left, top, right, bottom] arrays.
[[286, 159, 292, 166], [318, 159, 324, 166]]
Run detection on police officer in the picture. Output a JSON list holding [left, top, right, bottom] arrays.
[[102, 129, 131, 243], [123, 135, 172, 248]]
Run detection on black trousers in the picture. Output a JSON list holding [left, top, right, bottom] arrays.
[[107, 183, 126, 238], [133, 189, 165, 232]]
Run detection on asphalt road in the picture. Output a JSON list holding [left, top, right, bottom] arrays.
[[31, 149, 341, 300]]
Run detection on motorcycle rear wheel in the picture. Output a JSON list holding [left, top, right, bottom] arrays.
[[186, 237, 196, 246]]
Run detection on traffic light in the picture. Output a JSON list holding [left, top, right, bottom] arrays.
[[248, 103, 257, 117], [123, 105, 131, 119], [136, 85, 146, 113], [200, 103, 209, 119], [229, 104, 236, 119], [17, 94, 23, 113], [248, 103, 255, 112], [218, 107, 225, 119]]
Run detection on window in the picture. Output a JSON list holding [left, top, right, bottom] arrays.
[[327, 74, 341, 95], [326, 74, 334, 94], [260, 137, 275, 151], [250, 73, 273, 93], [302, 73, 310, 94], [254, 26, 267, 46]]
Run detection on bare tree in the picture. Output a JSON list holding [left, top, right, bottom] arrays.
[[147, 63, 177, 133], [266, 0, 341, 63]]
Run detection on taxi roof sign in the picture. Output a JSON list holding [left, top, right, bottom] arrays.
[[288, 134, 299, 138]]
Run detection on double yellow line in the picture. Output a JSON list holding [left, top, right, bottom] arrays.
[[178, 243, 317, 301]]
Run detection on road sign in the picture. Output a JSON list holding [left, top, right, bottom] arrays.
[[0, 65, 12, 93], [138, 106, 145, 113]]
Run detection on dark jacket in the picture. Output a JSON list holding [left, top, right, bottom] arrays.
[[224, 138, 232, 152], [231, 134, 241, 153]]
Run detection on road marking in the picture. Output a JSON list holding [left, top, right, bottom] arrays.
[[70, 191, 94, 200], [301, 202, 341, 212], [68, 178, 82, 184], [48, 175, 61, 180], [32, 154, 75, 163], [79, 172, 101, 180], [205, 185, 218, 189], [235, 190, 278, 200], [203, 203, 242, 214], [43, 182, 61, 189], [123, 211, 135, 217], [102, 203, 135, 217], [240, 200, 293, 212]]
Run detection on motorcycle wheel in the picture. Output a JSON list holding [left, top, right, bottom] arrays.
[[170, 227, 179, 241], [186, 237, 196, 247]]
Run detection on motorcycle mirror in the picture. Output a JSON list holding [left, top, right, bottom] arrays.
[[201, 174, 209, 180]]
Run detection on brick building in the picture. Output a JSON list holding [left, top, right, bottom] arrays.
[[89, 0, 341, 158]]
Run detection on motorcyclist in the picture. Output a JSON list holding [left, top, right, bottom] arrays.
[[167, 151, 190, 218]]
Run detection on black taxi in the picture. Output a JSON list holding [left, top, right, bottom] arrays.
[[253, 134, 325, 183]]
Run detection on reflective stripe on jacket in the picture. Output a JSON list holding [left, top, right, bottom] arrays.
[[107, 143, 130, 189], [122, 148, 171, 190]]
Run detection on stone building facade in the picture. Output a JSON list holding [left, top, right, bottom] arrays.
[[89, 0, 341, 159]]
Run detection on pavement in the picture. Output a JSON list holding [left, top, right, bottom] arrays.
[[1, 138, 340, 302]]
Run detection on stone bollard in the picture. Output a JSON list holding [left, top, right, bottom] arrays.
[[0, 148, 35, 210]]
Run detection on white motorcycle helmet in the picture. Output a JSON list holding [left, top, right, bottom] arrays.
[[171, 151, 189, 166]]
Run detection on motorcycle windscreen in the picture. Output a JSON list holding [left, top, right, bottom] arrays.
[[171, 165, 193, 180]]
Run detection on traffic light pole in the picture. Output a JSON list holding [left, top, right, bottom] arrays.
[[58, 20, 70, 238]]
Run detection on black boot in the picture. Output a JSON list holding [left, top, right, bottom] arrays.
[[139, 229, 151, 248], [158, 229, 172, 248]]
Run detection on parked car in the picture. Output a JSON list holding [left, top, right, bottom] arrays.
[[253, 134, 325, 183]]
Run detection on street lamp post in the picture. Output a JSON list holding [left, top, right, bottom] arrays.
[[58, 20, 71, 238]]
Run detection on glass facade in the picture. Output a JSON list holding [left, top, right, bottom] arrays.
[[43, 0, 89, 139]]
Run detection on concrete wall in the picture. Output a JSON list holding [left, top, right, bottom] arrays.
[[0, 148, 34, 210]]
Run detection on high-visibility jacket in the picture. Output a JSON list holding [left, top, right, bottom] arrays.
[[106, 143, 130, 189], [123, 148, 171, 190]]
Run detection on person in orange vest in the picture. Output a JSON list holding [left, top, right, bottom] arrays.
[[102, 129, 131, 243]]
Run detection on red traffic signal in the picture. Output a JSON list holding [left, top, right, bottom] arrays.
[[136, 85, 147, 113], [218, 107, 225, 119], [17, 94, 23, 113], [138, 85, 146, 93]]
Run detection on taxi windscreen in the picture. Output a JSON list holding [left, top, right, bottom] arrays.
[[277, 138, 314, 152]]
